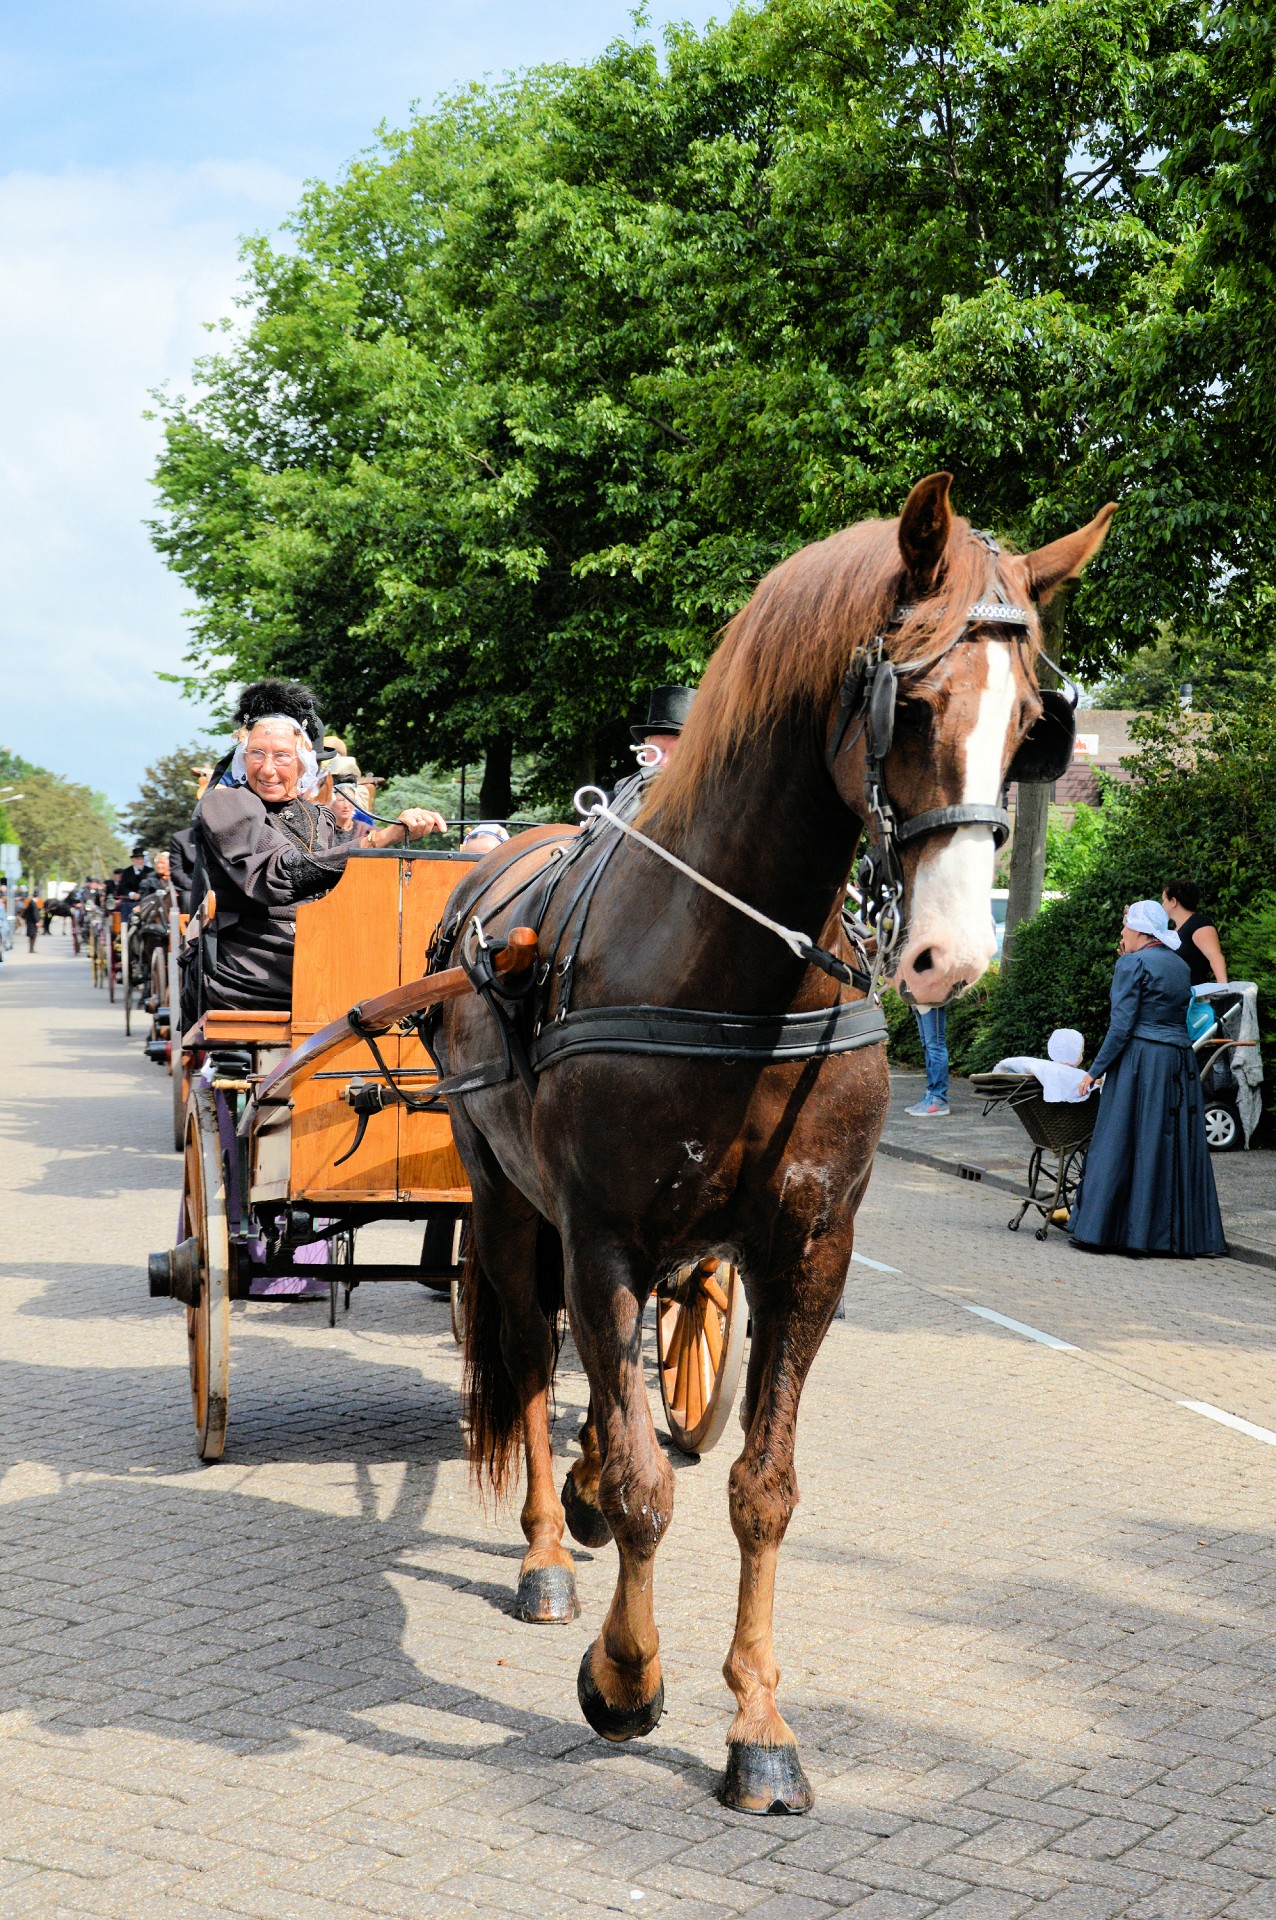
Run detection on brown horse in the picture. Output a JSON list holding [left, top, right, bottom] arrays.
[[435, 474, 1114, 1813]]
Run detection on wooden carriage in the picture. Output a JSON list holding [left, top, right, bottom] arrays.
[[149, 842, 749, 1465], [149, 849, 480, 1461]]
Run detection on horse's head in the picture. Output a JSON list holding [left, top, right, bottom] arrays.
[[830, 473, 1116, 1006]]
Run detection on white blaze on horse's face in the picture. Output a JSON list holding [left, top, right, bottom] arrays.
[[894, 641, 1015, 1006]]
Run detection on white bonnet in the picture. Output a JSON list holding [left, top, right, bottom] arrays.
[[1126, 899, 1181, 949], [1047, 1028, 1085, 1066]]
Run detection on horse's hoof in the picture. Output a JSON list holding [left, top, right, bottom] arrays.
[[561, 1470, 612, 1548], [513, 1564, 580, 1625], [718, 1741, 814, 1815], [576, 1646, 663, 1742]]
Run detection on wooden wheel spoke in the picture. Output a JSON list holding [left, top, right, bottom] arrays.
[[701, 1298, 724, 1372], [701, 1271, 730, 1314]]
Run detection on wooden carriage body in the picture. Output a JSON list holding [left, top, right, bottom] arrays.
[[286, 849, 471, 1204], [156, 848, 480, 1461]]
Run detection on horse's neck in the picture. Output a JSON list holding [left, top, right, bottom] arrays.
[[609, 716, 861, 1009]]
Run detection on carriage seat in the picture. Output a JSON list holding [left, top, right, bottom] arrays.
[[184, 1010, 292, 1049]]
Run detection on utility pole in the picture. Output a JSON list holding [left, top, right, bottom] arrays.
[[1002, 594, 1066, 973]]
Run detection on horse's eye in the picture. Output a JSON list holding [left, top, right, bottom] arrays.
[[894, 697, 933, 741]]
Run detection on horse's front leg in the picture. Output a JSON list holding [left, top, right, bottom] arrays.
[[568, 1248, 673, 1740], [721, 1228, 855, 1815]]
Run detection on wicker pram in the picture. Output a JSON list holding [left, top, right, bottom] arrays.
[[969, 1072, 1102, 1240]]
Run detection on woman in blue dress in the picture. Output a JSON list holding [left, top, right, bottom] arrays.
[[1070, 899, 1226, 1257]]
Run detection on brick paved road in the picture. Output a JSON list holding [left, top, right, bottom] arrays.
[[4, 938, 1276, 1919]]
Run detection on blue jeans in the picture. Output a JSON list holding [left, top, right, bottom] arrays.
[[913, 1007, 949, 1103]]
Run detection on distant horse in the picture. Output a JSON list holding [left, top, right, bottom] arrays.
[[437, 474, 1114, 1813]]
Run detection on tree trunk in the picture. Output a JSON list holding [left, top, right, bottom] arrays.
[[1002, 780, 1049, 972], [478, 734, 513, 820], [1002, 595, 1066, 973]]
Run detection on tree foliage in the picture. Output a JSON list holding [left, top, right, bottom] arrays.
[[1, 758, 126, 888], [123, 742, 213, 850], [148, 0, 1276, 805]]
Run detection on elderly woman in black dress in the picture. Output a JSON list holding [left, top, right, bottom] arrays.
[[197, 712, 444, 1010], [1069, 899, 1225, 1257]]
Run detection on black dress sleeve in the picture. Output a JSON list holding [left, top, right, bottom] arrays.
[[198, 788, 350, 906]]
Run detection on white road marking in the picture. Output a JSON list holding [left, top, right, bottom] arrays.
[[851, 1252, 900, 1274], [962, 1304, 1078, 1351], [1178, 1400, 1276, 1448]]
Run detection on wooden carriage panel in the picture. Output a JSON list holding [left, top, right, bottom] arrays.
[[397, 857, 473, 1201], [287, 851, 475, 1202]]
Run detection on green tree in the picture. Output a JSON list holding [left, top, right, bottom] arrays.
[[7, 771, 125, 889], [124, 742, 212, 849], [152, 0, 1241, 813]]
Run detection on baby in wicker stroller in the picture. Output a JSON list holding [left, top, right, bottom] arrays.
[[992, 1028, 1089, 1103]]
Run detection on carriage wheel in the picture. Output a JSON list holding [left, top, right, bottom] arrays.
[[151, 945, 168, 1019], [183, 1085, 231, 1462], [173, 1053, 188, 1152], [656, 1258, 747, 1457]]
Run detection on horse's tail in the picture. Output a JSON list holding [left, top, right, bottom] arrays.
[[462, 1217, 565, 1501]]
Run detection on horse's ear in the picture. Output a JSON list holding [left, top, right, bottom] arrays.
[[897, 472, 953, 588], [1024, 503, 1118, 604]]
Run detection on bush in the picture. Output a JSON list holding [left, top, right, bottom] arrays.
[[1229, 892, 1276, 1055], [973, 693, 1276, 1071], [1043, 800, 1105, 891]]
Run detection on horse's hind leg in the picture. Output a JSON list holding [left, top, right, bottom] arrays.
[[462, 1167, 579, 1626], [568, 1246, 673, 1740], [562, 1398, 612, 1549], [720, 1231, 854, 1815]]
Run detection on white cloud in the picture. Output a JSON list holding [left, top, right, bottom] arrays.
[[0, 160, 298, 805]]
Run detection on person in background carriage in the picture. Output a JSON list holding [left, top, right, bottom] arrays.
[[110, 845, 157, 921], [194, 711, 446, 1011], [608, 684, 696, 819]]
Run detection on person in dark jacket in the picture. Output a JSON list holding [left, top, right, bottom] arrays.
[[196, 712, 443, 1010], [1070, 899, 1225, 1257]]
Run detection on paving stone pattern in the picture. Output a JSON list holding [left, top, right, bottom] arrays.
[[3, 937, 1276, 1918]]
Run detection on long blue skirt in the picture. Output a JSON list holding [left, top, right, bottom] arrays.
[[1070, 1039, 1226, 1256]]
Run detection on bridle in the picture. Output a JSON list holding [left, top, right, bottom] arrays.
[[826, 533, 1078, 971]]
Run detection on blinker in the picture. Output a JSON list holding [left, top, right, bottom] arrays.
[[867, 664, 898, 758], [1006, 689, 1077, 785]]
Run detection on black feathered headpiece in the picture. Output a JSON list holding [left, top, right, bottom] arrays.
[[234, 678, 324, 749]]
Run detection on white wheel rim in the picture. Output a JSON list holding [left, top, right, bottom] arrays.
[[1205, 1108, 1236, 1148], [185, 1086, 230, 1460]]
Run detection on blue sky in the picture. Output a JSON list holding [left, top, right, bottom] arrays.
[[0, 2, 722, 810]]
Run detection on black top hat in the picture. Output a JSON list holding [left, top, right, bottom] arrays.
[[630, 685, 696, 743], [130, 843, 148, 859]]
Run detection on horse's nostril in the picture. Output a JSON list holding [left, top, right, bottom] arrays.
[[913, 947, 935, 974]]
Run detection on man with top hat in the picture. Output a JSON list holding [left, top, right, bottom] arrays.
[[609, 685, 696, 819]]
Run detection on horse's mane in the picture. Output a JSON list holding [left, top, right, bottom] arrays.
[[643, 513, 1039, 834]]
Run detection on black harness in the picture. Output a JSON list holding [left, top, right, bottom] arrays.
[[827, 536, 1076, 954]]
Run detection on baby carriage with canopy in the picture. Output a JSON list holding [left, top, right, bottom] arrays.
[[969, 1071, 1101, 1240]]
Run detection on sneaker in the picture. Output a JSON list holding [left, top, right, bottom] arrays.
[[905, 1097, 950, 1116]]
